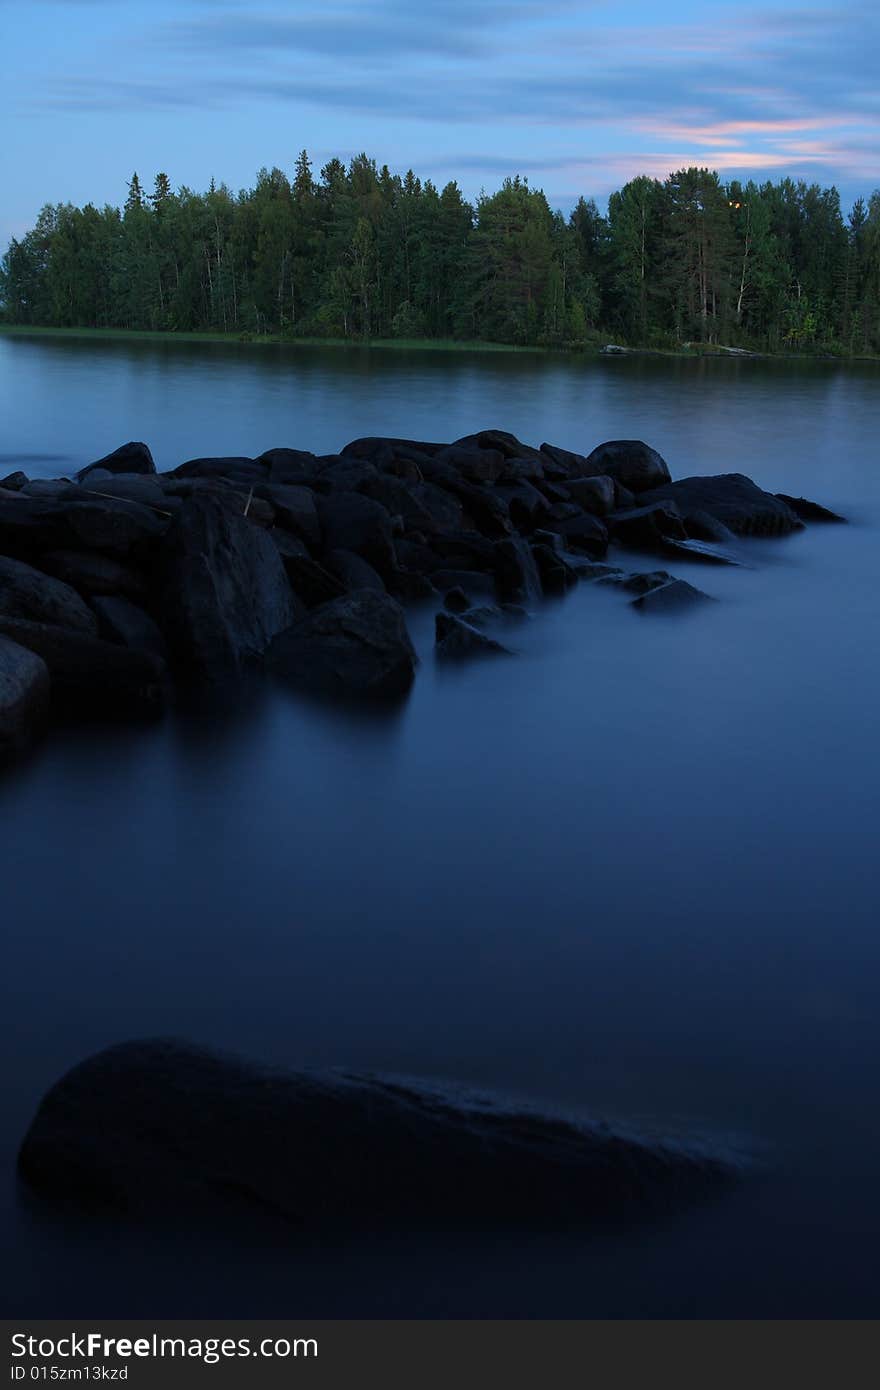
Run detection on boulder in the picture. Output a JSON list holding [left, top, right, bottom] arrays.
[[660, 538, 745, 567], [1, 471, 28, 491], [432, 444, 506, 483], [0, 636, 50, 762], [256, 484, 321, 549], [494, 536, 543, 603], [0, 619, 168, 719], [77, 442, 155, 482], [359, 475, 438, 533], [682, 509, 739, 545], [621, 570, 674, 596], [161, 496, 298, 679], [17, 1039, 734, 1226], [79, 474, 169, 510], [640, 474, 803, 537], [539, 442, 590, 477], [0, 495, 165, 564], [269, 537, 347, 609], [607, 503, 688, 548], [316, 493, 396, 575], [453, 429, 542, 466], [316, 458, 379, 493], [431, 569, 497, 600], [630, 579, 713, 614], [0, 555, 98, 635], [37, 550, 149, 604], [435, 612, 512, 660], [775, 494, 847, 524], [532, 544, 579, 594], [552, 512, 609, 559], [90, 597, 168, 660], [583, 440, 672, 494], [168, 457, 266, 483], [495, 481, 549, 529], [341, 436, 445, 463], [325, 549, 386, 594], [269, 590, 417, 700], [443, 586, 470, 614], [564, 475, 616, 515], [256, 448, 320, 483]]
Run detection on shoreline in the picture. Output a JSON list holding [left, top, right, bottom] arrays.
[[1, 323, 877, 364]]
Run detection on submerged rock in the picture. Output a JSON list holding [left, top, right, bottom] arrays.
[[0, 636, 50, 762], [18, 1039, 736, 1228], [775, 493, 847, 524], [435, 611, 512, 660], [270, 589, 417, 699]]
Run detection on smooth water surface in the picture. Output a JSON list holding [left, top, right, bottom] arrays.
[[1, 336, 879, 1316]]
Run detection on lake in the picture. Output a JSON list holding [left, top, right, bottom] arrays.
[[1, 334, 879, 1316]]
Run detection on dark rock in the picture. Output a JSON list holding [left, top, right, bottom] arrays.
[[90, 597, 168, 660], [499, 455, 545, 483], [661, 538, 745, 567], [570, 559, 626, 582], [269, 535, 346, 609], [428, 532, 497, 573], [270, 590, 416, 700], [565, 475, 616, 515], [341, 436, 445, 462], [621, 570, 674, 596], [0, 556, 98, 635], [613, 482, 638, 510], [432, 569, 497, 600], [682, 509, 739, 544], [161, 496, 297, 679], [453, 429, 542, 467], [38, 551, 149, 604], [256, 448, 320, 483], [630, 579, 713, 614], [408, 481, 464, 533], [494, 536, 543, 603], [325, 549, 386, 594], [539, 442, 590, 477], [640, 474, 803, 537], [394, 538, 441, 573], [79, 474, 169, 510], [77, 442, 156, 482], [495, 481, 549, 529], [1, 472, 28, 492], [0, 495, 165, 564], [552, 512, 609, 559], [532, 544, 578, 594], [17, 1039, 734, 1227], [256, 484, 321, 549], [387, 570, 436, 602], [168, 457, 266, 483], [607, 502, 688, 548], [435, 612, 511, 660], [360, 475, 438, 533], [443, 586, 470, 614], [433, 444, 506, 483], [775, 494, 847, 523], [0, 636, 50, 763], [583, 440, 672, 494], [316, 493, 396, 576], [317, 458, 379, 493], [0, 619, 168, 719], [432, 477, 511, 538], [23, 480, 84, 500]]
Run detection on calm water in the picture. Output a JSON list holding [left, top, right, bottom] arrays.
[[1, 336, 879, 1316]]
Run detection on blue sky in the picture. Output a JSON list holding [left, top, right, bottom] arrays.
[[2, 0, 878, 247]]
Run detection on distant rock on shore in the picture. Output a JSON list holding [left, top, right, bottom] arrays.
[[0, 431, 842, 764]]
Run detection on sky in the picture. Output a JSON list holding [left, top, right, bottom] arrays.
[[1, 0, 878, 248]]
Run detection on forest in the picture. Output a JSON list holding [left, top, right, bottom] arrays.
[[2, 152, 879, 355]]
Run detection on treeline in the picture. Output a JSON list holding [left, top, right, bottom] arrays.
[[2, 152, 880, 354]]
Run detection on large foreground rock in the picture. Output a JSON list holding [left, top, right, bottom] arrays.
[[18, 1039, 736, 1227], [0, 619, 168, 719], [0, 636, 50, 762], [161, 496, 298, 679], [0, 555, 98, 635], [270, 590, 416, 699], [641, 474, 803, 537]]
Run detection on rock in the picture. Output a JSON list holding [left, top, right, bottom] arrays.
[[341, 436, 445, 463], [0, 619, 168, 719], [256, 448, 320, 483], [0, 495, 165, 564], [316, 493, 396, 576], [77, 442, 156, 482], [607, 503, 688, 548], [431, 570, 497, 600], [409, 482, 464, 533], [680, 509, 737, 544], [359, 475, 438, 533], [0, 555, 98, 635], [317, 458, 379, 493], [435, 611, 512, 660], [569, 559, 626, 582], [494, 536, 543, 603], [1, 471, 28, 491], [453, 429, 543, 468], [269, 536, 347, 609], [443, 586, 470, 614], [0, 636, 50, 762], [621, 570, 674, 596], [161, 496, 298, 679], [775, 494, 847, 523], [387, 570, 436, 602], [256, 484, 321, 549], [495, 481, 549, 529], [394, 538, 441, 574], [640, 474, 803, 537], [539, 442, 590, 477], [325, 549, 386, 594], [429, 532, 497, 574], [270, 590, 417, 700], [168, 457, 266, 484], [564, 475, 616, 515], [90, 597, 168, 660], [661, 538, 745, 566], [552, 512, 609, 559], [18, 1039, 735, 1226], [583, 440, 672, 494], [630, 579, 713, 614], [532, 544, 578, 594], [79, 474, 169, 510], [433, 444, 506, 483], [37, 550, 149, 604]]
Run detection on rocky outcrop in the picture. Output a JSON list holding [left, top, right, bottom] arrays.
[[269, 590, 417, 699], [641, 474, 803, 537], [18, 1038, 736, 1226]]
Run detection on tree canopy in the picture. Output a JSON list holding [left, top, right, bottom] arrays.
[[3, 152, 878, 354]]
